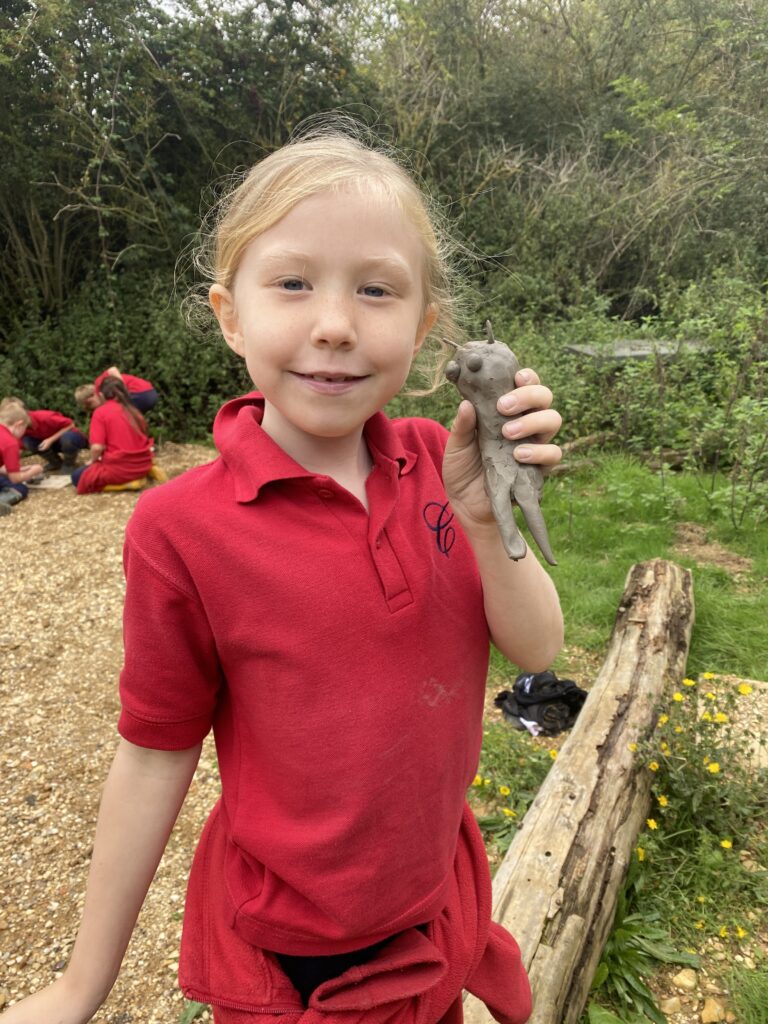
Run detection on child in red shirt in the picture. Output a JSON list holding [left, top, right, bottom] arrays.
[[0, 401, 44, 501], [20, 406, 88, 471], [75, 367, 159, 415], [71, 377, 154, 494], [5, 131, 564, 1024]]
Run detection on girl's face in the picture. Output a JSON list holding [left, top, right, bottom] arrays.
[[210, 188, 436, 454]]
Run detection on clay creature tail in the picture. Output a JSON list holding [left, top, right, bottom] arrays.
[[515, 488, 557, 566]]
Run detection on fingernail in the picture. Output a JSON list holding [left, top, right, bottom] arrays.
[[515, 446, 532, 460], [504, 422, 522, 438], [499, 396, 517, 413], [517, 369, 532, 383]]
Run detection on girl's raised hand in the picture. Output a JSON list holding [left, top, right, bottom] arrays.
[[442, 368, 562, 531]]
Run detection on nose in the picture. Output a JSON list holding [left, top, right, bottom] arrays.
[[309, 293, 357, 350]]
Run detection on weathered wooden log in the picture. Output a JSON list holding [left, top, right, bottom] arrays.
[[465, 559, 694, 1024]]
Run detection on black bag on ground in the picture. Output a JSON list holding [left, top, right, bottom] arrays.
[[494, 670, 588, 736]]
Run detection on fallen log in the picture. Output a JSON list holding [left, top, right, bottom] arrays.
[[465, 559, 694, 1024]]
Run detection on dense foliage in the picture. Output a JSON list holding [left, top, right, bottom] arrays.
[[2, 0, 768, 462]]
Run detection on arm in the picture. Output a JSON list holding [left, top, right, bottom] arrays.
[[442, 370, 564, 671], [8, 464, 43, 483], [105, 366, 123, 381], [1, 738, 201, 1024], [38, 425, 72, 452], [86, 443, 105, 463]]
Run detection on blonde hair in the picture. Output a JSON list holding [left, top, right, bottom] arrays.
[[0, 400, 30, 429], [74, 384, 95, 408], [190, 124, 468, 370]]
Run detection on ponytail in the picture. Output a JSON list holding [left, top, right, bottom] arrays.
[[99, 376, 148, 436]]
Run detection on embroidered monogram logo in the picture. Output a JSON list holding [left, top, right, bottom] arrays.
[[422, 500, 455, 556]]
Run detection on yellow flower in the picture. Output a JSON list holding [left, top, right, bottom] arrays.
[[701, 711, 713, 722], [674, 725, 683, 734], [657, 795, 669, 807], [719, 925, 729, 938], [660, 742, 670, 754], [502, 807, 516, 818], [499, 785, 511, 796], [696, 895, 706, 904], [628, 742, 638, 752], [682, 678, 697, 687], [472, 774, 482, 787], [657, 714, 669, 726], [694, 920, 705, 930], [705, 691, 716, 701], [736, 926, 747, 939], [649, 761, 659, 772], [548, 749, 558, 760], [720, 839, 732, 849], [738, 683, 753, 696], [707, 762, 721, 774], [702, 672, 715, 680], [714, 712, 728, 723], [483, 778, 492, 787], [636, 847, 645, 861], [672, 692, 684, 702], [646, 818, 658, 830]]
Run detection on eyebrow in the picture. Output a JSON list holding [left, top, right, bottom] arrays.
[[257, 250, 414, 280]]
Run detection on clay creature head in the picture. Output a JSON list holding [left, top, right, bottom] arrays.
[[444, 322, 520, 406]]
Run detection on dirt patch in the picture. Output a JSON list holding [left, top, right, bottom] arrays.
[[0, 444, 217, 1022], [674, 522, 752, 579]]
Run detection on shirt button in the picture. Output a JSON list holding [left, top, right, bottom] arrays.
[[317, 488, 334, 499], [375, 538, 382, 549]]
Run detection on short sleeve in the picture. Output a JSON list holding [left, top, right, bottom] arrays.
[[1, 437, 21, 473], [89, 406, 107, 447], [118, 531, 222, 749]]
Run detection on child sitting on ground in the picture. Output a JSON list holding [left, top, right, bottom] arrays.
[[0, 400, 44, 503], [71, 377, 154, 494], [4, 128, 563, 1024], [75, 366, 159, 415], [0, 396, 89, 472]]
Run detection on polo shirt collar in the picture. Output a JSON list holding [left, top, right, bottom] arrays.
[[214, 392, 418, 504]]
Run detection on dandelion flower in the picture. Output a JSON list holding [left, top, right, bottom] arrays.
[[720, 839, 732, 849], [660, 742, 670, 754], [701, 711, 713, 722], [696, 895, 706, 904], [682, 678, 697, 687], [502, 807, 516, 818], [714, 712, 728, 724], [719, 925, 729, 938], [738, 683, 753, 696], [483, 778, 492, 787], [548, 749, 558, 760], [636, 847, 645, 861], [628, 742, 638, 752], [736, 926, 747, 939], [702, 672, 715, 680], [646, 818, 658, 830], [694, 920, 705, 930], [657, 795, 669, 807], [657, 714, 669, 726], [705, 691, 716, 701], [499, 785, 511, 796], [649, 761, 659, 772], [707, 762, 721, 774], [674, 725, 683, 734], [672, 692, 684, 702]]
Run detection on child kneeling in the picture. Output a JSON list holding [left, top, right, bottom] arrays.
[[72, 377, 154, 494]]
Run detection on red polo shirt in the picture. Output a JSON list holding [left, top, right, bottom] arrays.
[[0, 423, 21, 473], [89, 399, 151, 454], [94, 370, 153, 395], [25, 409, 74, 440], [118, 394, 490, 958]]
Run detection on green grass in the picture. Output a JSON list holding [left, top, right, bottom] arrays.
[[729, 963, 768, 1024]]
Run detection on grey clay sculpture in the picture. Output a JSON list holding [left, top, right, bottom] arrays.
[[445, 321, 557, 565]]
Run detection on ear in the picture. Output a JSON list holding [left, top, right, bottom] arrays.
[[209, 284, 244, 357], [414, 303, 439, 355]]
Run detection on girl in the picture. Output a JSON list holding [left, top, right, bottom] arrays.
[[72, 377, 154, 494], [3, 130, 563, 1024]]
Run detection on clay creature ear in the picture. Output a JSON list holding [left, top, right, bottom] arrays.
[[485, 320, 496, 344], [466, 353, 483, 372]]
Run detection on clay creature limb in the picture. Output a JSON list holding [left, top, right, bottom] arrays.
[[443, 394, 563, 671], [444, 322, 558, 565]]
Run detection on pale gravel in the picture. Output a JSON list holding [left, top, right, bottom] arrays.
[[1, 452, 765, 1024]]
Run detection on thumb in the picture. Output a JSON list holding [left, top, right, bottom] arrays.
[[447, 400, 477, 450]]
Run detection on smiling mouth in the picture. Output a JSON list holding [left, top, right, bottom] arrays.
[[295, 372, 367, 382]]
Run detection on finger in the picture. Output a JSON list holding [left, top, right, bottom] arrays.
[[515, 367, 540, 387], [502, 409, 562, 444], [497, 384, 553, 416], [447, 399, 477, 449], [513, 442, 562, 467]]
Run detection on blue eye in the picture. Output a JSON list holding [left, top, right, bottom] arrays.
[[362, 286, 386, 297], [281, 279, 305, 291]]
